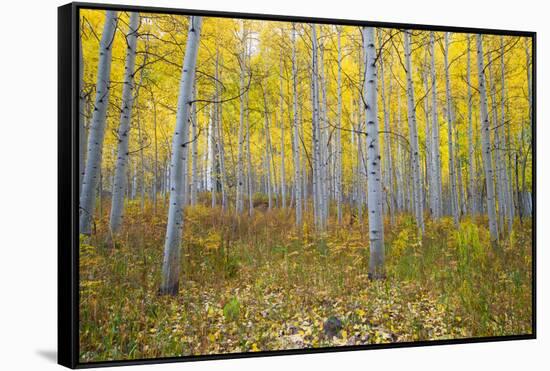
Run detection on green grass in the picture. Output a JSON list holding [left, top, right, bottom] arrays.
[[79, 199, 533, 362]]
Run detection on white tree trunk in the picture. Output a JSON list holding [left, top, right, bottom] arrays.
[[500, 36, 514, 231], [422, 69, 435, 217], [160, 16, 202, 295], [488, 54, 506, 234], [262, 90, 273, 210], [79, 29, 87, 195], [404, 30, 424, 233], [109, 12, 140, 235], [279, 48, 287, 209], [379, 31, 395, 225], [246, 89, 254, 216], [336, 26, 343, 224], [319, 30, 329, 227], [467, 35, 477, 218], [79, 11, 118, 235], [444, 32, 460, 225], [363, 27, 385, 279], [292, 24, 302, 226], [236, 21, 246, 214], [310, 24, 322, 229], [190, 86, 198, 206], [476, 34, 499, 243], [430, 32, 443, 218], [395, 90, 405, 212]]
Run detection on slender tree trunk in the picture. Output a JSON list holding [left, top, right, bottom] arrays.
[[319, 30, 329, 227], [310, 24, 322, 229], [236, 21, 246, 214], [208, 104, 216, 207], [379, 31, 395, 225], [262, 89, 273, 210], [488, 54, 506, 234], [190, 86, 198, 206], [160, 16, 202, 296], [444, 32, 460, 226], [151, 91, 159, 213], [500, 36, 514, 232], [430, 32, 443, 218], [476, 34, 499, 243], [292, 23, 302, 226], [363, 27, 385, 279], [79, 11, 118, 235], [279, 47, 287, 209], [395, 90, 405, 212], [109, 12, 140, 236], [404, 30, 424, 233], [336, 26, 343, 225], [467, 35, 477, 218], [79, 28, 87, 195], [213, 50, 228, 211], [422, 68, 435, 217], [246, 88, 254, 216]]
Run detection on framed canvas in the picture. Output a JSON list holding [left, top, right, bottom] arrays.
[[58, 2, 536, 368]]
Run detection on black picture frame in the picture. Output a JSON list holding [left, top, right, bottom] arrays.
[[58, 2, 537, 368]]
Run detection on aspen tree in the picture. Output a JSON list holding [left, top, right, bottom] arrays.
[[363, 27, 385, 279], [80, 11, 118, 235], [109, 12, 140, 236], [476, 34, 499, 243], [160, 16, 202, 295]]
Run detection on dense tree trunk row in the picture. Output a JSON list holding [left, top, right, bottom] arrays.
[[79, 14, 533, 295]]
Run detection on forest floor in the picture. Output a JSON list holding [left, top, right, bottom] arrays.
[[79, 198, 533, 362]]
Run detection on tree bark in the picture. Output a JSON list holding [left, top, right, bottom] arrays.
[[160, 16, 202, 296], [336, 26, 343, 225], [79, 11, 118, 235], [363, 27, 385, 279], [430, 32, 443, 218], [404, 29, 424, 233], [444, 32, 460, 225], [236, 21, 246, 214], [292, 24, 302, 226], [109, 12, 140, 236], [476, 34, 499, 243], [279, 44, 287, 209], [467, 35, 477, 218]]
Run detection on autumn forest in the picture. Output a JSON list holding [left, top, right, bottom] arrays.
[[78, 9, 533, 362]]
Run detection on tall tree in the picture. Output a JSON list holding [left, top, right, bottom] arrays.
[[79, 11, 118, 235], [363, 27, 385, 279], [430, 32, 443, 218], [444, 32, 460, 225], [236, 21, 247, 214], [379, 31, 395, 225], [79, 25, 87, 195], [335, 26, 343, 224], [404, 30, 424, 233], [190, 86, 198, 206], [476, 34, 499, 243], [109, 12, 140, 236], [500, 36, 514, 232], [310, 24, 322, 230], [466, 35, 477, 217], [279, 39, 287, 209], [292, 23, 303, 226], [160, 16, 203, 295]]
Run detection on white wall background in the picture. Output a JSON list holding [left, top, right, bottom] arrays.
[[0, 0, 545, 369]]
